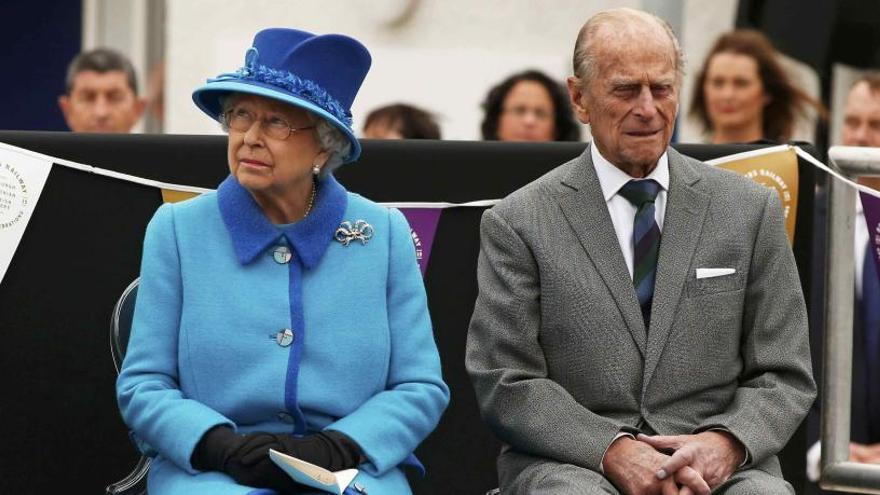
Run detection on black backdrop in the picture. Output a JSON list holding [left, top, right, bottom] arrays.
[[0, 132, 816, 493]]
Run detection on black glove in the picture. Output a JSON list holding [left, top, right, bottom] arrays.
[[192, 426, 304, 493], [191, 425, 250, 472], [239, 430, 363, 472], [225, 448, 305, 494]]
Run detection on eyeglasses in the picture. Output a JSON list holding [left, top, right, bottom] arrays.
[[223, 107, 316, 140], [502, 105, 553, 122]]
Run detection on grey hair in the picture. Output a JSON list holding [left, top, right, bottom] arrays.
[[217, 93, 351, 175], [310, 116, 351, 176], [572, 8, 685, 86], [65, 48, 139, 94]]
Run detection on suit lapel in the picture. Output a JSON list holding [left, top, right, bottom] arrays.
[[642, 149, 710, 387], [555, 148, 647, 356]]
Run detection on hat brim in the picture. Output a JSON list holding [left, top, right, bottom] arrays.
[[192, 80, 361, 163]]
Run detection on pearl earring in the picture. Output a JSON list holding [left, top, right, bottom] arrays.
[[312, 165, 321, 176]]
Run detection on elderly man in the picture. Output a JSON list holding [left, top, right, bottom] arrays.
[[807, 73, 880, 494], [58, 48, 145, 133], [466, 8, 816, 494]]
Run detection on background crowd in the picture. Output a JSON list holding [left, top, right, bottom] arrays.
[[58, 26, 869, 155]]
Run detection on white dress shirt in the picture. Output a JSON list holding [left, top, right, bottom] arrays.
[[591, 144, 670, 279], [592, 144, 670, 470]]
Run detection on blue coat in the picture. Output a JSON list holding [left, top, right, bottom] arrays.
[[117, 174, 450, 494]]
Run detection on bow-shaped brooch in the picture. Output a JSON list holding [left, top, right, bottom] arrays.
[[335, 220, 374, 246]]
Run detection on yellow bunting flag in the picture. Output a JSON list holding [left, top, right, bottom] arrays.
[[161, 189, 200, 204], [714, 148, 799, 245]]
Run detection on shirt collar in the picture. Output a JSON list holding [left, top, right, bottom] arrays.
[[218, 174, 348, 268], [591, 143, 670, 202]]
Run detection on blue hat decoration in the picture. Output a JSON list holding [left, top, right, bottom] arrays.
[[192, 28, 371, 163]]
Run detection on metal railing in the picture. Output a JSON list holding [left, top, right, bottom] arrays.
[[821, 145, 880, 493]]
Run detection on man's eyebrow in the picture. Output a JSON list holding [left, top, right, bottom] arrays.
[[608, 77, 675, 87], [609, 77, 638, 86]]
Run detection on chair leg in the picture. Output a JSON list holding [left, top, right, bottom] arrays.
[[106, 455, 151, 495]]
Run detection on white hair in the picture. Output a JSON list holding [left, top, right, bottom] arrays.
[[311, 116, 351, 176], [572, 8, 685, 86]]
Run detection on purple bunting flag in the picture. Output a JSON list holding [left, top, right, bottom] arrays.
[[399, 208, 443, 277], [861, 191, 880, 281]]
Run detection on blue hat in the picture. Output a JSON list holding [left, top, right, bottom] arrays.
[[192, 28, 371, 163]]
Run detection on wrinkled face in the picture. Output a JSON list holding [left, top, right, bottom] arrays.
[[568, 34, 678, 175], [226, 94, 326, 197], [59, 70, 143, 133], [497, 80, 556, 142], [703, 52, 768, 133], [842, 81, 880, 148]]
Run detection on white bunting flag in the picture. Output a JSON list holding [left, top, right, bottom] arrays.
[[0, 147, 52, 286]]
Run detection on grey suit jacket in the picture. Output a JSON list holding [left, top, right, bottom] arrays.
[[466, 146, 816, 484]]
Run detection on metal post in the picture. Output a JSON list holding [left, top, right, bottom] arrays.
[[821, 146, 880, 493]]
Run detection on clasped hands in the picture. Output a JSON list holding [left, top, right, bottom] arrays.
[[192, 426, 359, 494], [603, 430, 745, 495]]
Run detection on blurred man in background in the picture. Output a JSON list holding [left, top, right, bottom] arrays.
[[58, 48, 145, 133], [807, 72, 880, 494]]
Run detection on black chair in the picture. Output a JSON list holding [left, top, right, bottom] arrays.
[[106, 278, 150, 495]]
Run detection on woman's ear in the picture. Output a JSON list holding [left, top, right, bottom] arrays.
[[312, 150, 330, 173]]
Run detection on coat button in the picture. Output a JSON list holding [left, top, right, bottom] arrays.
[[274, 328, 294, 347], [277, 412, 295, 424], [273, 245, 292, 264]]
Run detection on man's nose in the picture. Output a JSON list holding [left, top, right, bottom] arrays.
[[633, 86, 658, 119], [93, 96, 111, 117], [852, 124, 871, 146]]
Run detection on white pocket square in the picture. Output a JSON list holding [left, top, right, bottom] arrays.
[[696, 268, 736, 279]]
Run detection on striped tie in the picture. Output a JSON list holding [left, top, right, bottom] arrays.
[[618, 179, 662, 326]]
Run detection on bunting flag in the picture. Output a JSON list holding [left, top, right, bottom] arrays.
[[1, 140, 879, 285], [161, 189, 199, 203], [708, 146, 799, 245], [862, 191, 880, 281], [0, 147, 52, 284], [397, 208, 443, 276]]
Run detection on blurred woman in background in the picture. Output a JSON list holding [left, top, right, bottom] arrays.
[[480, 69, 580, 142], [362, 103, 441, 139], [690, 29, 825, 144]]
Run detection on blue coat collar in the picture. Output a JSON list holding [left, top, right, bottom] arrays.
[[218, 174, 348, 268]]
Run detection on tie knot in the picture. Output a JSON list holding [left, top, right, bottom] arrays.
[[619, 179, 661, 207]]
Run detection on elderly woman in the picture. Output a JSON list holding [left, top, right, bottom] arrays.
[[116, 28, 449, 495]]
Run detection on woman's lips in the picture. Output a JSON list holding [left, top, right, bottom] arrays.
[[240, 158, 270, 167]]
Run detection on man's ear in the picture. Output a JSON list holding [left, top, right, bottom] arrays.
[[134, 97, 148, 120], [58, 95, 73, 126], [567, 76, 590, 124]]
